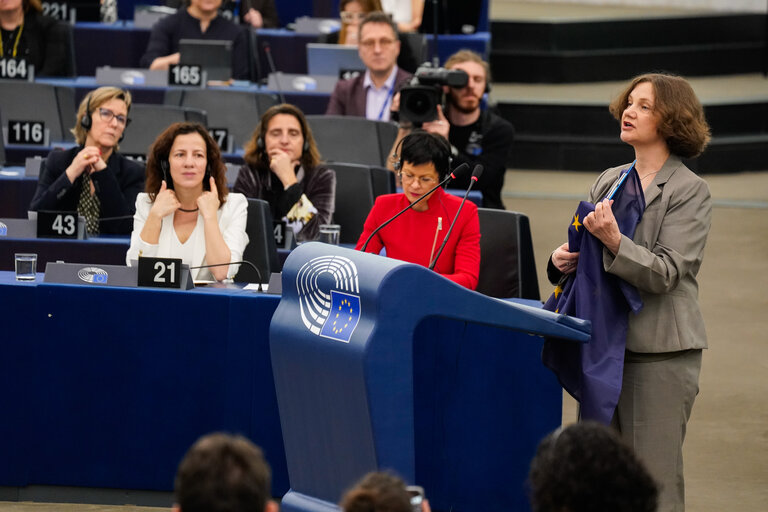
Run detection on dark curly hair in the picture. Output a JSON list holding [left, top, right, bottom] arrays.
[[609, 73, 711, 159], [340, 471, 413, 512], [145, 122, 228, 205], [528, 422, 658, 512]]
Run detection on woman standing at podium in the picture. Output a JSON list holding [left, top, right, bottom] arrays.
[[127, 122, 248, 282], [30, 86, 144, 235], [547, 73, 712, 512], [356, 130, 480, 290]]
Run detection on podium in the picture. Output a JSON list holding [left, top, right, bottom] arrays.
[[270, 244, 590, 512]]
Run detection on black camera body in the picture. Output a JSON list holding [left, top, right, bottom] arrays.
[[399, 64, 468, 125]]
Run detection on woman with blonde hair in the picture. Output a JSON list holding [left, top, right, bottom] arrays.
[[30, 87, 144, 234]]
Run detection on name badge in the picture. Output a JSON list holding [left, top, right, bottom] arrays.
[[7, 120, 46, 145], [169, 64, 203, 86], [138, 256, 183, 288], [37, 211, 78, 239]]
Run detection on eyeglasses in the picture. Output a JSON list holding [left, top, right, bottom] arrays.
[[399, 171, 438, 186], [359, 38, 396, 50], [98, 108, 130, 127], [340, 11, 366, 23]]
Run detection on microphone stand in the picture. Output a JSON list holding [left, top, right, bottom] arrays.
[[428, 165, 482, 270], [361, 162, 469, 252], [189, 260, 264, 291]]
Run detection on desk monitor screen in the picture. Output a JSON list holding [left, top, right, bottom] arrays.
[[179, 39, 233, 81], [306, 43, 365, 78]]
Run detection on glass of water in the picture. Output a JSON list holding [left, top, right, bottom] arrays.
[[318, 224, 341, 245], [15, 253, 37, 281]]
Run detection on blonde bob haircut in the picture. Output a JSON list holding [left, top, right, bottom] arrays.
[[609, 73, 711, 159], [71, 87, 133, 146]]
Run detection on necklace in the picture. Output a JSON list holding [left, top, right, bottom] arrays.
[[639, 170, 660, 180], [178, 207, 199, 213]]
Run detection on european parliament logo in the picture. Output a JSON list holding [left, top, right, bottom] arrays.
[[297, 255, 360, 343], [77, 266, 109, 284], [0, 221, 7, 236]]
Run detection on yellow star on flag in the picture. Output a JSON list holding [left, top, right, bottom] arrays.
[[572, 213, 582, 232], [553, 284, 563, 299]]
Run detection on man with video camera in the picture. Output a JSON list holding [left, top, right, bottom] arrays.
[[392, 50, 514, 210]]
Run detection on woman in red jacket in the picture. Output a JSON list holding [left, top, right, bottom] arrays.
[[356, 130, 480, 289]]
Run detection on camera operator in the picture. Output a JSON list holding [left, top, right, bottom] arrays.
[[391, 50, 514, 210]]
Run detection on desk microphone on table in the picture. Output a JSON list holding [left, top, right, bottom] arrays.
[[360, 162, 470, 253], [428, 164, 483, 270], [189, 260, 263, 291], [262, 42, 286, 104]]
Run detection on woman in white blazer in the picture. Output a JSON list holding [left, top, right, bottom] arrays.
[[126, 122, 248, 282]]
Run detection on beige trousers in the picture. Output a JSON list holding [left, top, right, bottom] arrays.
[[612, 349, 702, 512]]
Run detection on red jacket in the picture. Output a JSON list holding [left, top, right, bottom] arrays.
[[355, 188, 481, 289]]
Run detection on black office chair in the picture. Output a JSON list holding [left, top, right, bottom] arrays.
[[164, 89, 278, 151], [398, 32, 428, 73], [60, 21, 77, 77], [370, 165, 396, 198], [0, 108, 5, 167], [119, 104, 207, 158], [476, 208, 540, 300], [0, 82, 76, 143], [306, 115, 398, 168], [235, 198, 280, 284], [325, 162, 375, 245]]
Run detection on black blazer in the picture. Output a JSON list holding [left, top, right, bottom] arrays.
[[30, 147, 146, 234]]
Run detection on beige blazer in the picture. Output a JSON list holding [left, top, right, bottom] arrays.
[[126, 192, 249, 281], [589, 155, 712, 353]]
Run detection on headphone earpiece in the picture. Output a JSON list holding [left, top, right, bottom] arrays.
[[391, 136, 406, 172], [80, 93, 93, 131], [303, 139, 309, 153]]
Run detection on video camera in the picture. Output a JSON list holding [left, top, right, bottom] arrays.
[[399, 64, 468, 125]]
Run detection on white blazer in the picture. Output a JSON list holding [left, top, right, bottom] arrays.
[[126, 192, 249, 281]]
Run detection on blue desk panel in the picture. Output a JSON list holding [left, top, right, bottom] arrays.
[[0, 236, 131, 271], [0, 272, 288, 495]]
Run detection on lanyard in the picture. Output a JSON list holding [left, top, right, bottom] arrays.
[[0, 23, 24, 58], [605, 160, 636, 201], [376, 85, 395, 121]]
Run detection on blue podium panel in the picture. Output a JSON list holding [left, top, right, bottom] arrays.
[[0, 274, 40, 486], [0, 273, 288, 497], [270, 244, 590, 511]]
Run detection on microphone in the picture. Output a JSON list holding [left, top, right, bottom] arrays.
[[262, 42, 286, 104], [360, 162, 469, 253], [189, 260, 264, 290], [428, 164, 483, 271]]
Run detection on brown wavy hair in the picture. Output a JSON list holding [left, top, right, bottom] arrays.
[[25, 0, 43, 12], [145, 122, 229, 204], [609, 73, 711, 159], [71, 87, 132, 147], [243, 103, 321, 171], [338, 0, 383, 44]]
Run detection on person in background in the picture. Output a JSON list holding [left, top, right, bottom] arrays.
[[528, 422, 658, 512], [127, 122, 248, 282], [0, 0, 70, 76], [174, 433, 278, 512], [546, 73, 712, 512], [395, 49, 514, 210], [234, 104, 335, 242], [340, 471, 431, 512], [141, 0, 249, 79], [333, 0, 381, 45], [356, 130, 480, 290], [325, 11, 411, 120], [30, 87, 144, 235], [165, 0, 279, 28], [381, 0, 423, 33]]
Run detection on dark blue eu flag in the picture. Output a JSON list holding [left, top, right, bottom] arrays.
[[542, 165, 645, 424], [320, 290, 361, 343]]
